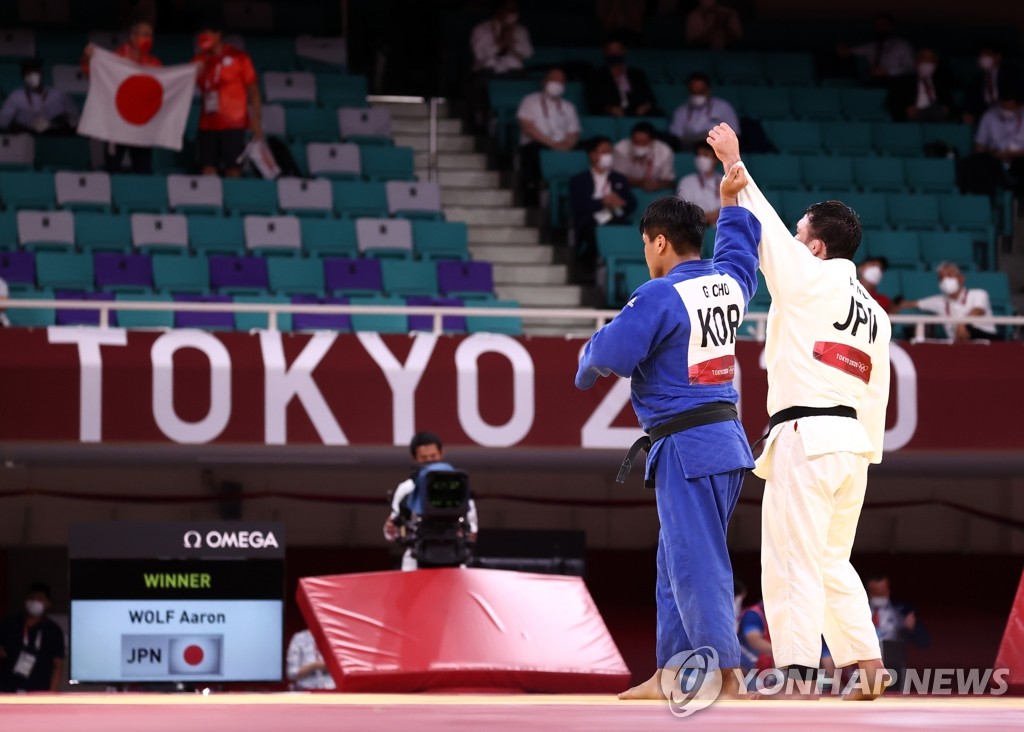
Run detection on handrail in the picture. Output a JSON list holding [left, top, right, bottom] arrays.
[[4, 298, 1021, 341], [365, 94, 448, 182]]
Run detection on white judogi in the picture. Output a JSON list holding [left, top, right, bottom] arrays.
[[737, 163, 891, 670]]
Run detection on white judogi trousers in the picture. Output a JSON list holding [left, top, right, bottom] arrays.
[[761, 421, 882, 669]]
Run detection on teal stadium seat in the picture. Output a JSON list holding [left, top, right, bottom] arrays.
[[332, 180, 388, 218], [801, 155, 854, 190], [965, 271, 1012, 314], [465, 299, 522, 335], [152, 254, 209, 294], [112, 174, 168, 213], [921, 232, 977, 270], [0, 209, 15, 249], [886, 193, 940, 230], [0, 171, 55, 209], [115, 292, 174, 329], [853, 157, 905, 192], [652, 83, 688, 115], [412, 220, 470, 261], [864, 231, 921, 270], [579, 116, 618, 139], [223, 179, 278, 215], [35, 136, 91, 170], [268, 257, 325, 295], [36, 251, 93, 290], [713, 52, 764, 85], [361, 146, 416, 181], [316, 73, 369, 107], [899, 270, 938, 301], [349, 294, 408, 333], [632, 190, 662, 223], [764, 120, 821, 155], [822, 122, 874, 155], [746, 153, 802, 190], [904, 158, 957, 193], [188, 216, 246, 255], [781, 190, 822, 223], [875, 268, 903, 301], [488, 79, 538, 153], [673, 152, 696, 178], [381, 259, 439, 297], [839, 88, 889, 121], [540, 149, 587, 228], [701, 226, 716, 259], [286, 107, 338, 142], [830, 192, 888, 230], [922, 123, 973, 157], [741, 87, 792, 120], [797, 88, 841, 121], [7, 288, 55, 327], [597, 226, 644, 304], [75, 212, 132, 252], [939, 194, 995, 267], [622, 263, 651, 297], [665, 51, 713, 82], [872, 122, 924, 157], [762, 53, 816, 86], [233, 294, 294, 332], [300, 217, 358, 258]]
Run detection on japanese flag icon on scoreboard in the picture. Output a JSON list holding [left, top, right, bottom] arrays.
[[168, 636, 222, 675]]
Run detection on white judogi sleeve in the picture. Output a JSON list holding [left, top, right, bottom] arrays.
[[389, 478, 415, 518]]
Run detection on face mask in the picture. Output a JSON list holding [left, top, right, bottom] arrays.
[[25, 599, 45, 617], [939, 276, 960, 296], [504, 13, 518, 25], [605, 54, 626, 67], [544, 81, 564, 98], [861, 265, 883, 286], [197, 32, 218, 52], [695, 156, 714, 174], [978, 55, 995, 71], [23, 72, 41, 90], [135, 37, 154, 55], [689, 94, 708, 107], [918, 61, 936, 76], [597, 153, 613, 171], [632, 145, 650, 158]]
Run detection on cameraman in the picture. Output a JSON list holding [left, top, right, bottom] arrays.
[[383, 432, 478, 570]]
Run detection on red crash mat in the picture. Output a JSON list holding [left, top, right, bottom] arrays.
[[996, 568, 1024, 687], [298, 568, 631, 693]]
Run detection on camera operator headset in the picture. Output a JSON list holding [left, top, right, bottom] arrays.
[[383, 431, 478, 570]]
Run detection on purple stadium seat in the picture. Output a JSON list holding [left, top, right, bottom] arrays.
[[405, 296, 466, 332], [291, 295, 352, 331], [0, 250, 35, 286], [322, 257, 382, 295], [56, 291, 116, 326], [208, 255, 269, 293], [173, 294, 234, 330], [436, 261, 494, 299], [93, 253, 153, 292]]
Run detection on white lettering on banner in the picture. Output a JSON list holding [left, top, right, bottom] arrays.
[[260, 331, 346, 446], [357, 332, 438, 446], [884, 342, 917, 450], [455, 334, 534, 447], [151, 331, 231, 444], [47, 327, 128, 443]]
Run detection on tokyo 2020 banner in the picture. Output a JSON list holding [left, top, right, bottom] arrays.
[[0, 327, 1019, 450]]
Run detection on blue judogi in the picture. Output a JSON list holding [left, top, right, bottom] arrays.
[[575, 206, 761, 669]]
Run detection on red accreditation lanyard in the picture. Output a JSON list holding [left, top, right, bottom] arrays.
[[944, 290, 968, 316]]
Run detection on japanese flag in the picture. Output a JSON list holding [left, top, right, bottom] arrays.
[[168, 636, 222, 675], [78, 47, 197, 151]]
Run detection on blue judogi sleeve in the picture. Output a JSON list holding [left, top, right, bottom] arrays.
[[712, 206, 761, 308]]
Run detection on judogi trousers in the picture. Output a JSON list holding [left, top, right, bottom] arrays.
[[654, 443, 745, 669], [761, 421, 881, 669]]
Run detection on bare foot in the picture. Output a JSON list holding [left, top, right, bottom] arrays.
[[618, 669, 666, 700], [841, 659, 891, 701], [748, 676, 820, 700]]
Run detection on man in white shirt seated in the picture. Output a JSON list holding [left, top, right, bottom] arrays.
[[516, 67, 581, 201], [898, 262, 1000, 342], [612, 121, 675, 193], [471, 0, 533, 75], [676, 141, 724, 226], [668, 72, 739, 149], [0, 57, 79, 135], [286, 628, 336, 690]]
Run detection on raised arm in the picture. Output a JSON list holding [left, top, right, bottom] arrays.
[[710, 164, 761, 305]]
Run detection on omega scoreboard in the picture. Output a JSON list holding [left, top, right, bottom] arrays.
[[69, 522, 285, 684]]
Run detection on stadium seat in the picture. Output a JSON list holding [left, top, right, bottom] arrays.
[[412, 220, 469, 260], [713, 52, 764, 85], [306, 142, 361, 179], [243, 215, 303, 256], [277, 177, 333, 217], [36, 250, 93, 290], [965, 271, 1011, 312], [922, 123, 973, 157], [355, 217, 414, 258], [349, 294, 409, 333], [0, 209, 14, 249], [262, 104, 287, 138], [268, 257, 325, 295], [209, 255, 269, 295], [316, 73, 369, 107], [405, 296, 466, 333], [323, 257, 383, 296], [55, 171, 112, 211], [746, 153, 802, 190], [872, 122, 924, 157], [223, 178, 278, 216], [597, 226, 644, 303], [830, 191, 889, 230], [864, 231, 921, 270], [839, 88, 889, 121], [360, 146, 416, 181], [152, 254, 209, 294], [801, 155, 855, 190], [796, 88, 841, 121], [385, 181, 443, 220], [853, 157, 905, 192], [75, 212, 132, 252], [300, 217, 358, 258], [233, 294, 294, 332], [291, 295, 352, 332], [887, 193, 941, 230], [112, 174, 168, 213], [1, 170, 55, 209], [381, 259, 439, 297], [35, 136, 91, 170], [741, 87, 792, 120], [263, 71, 317, 105], [286, 106, 338, 142], [0, 249, 35, 287], [664, 51, 713, 82], [622, 262, 650, 297], [651, 83, 688, 115], [131, 213, 189, 253], [540, 149, 588, 227], [922, 232, 977, 270], [822, 122, 874, 155], [578, 116, 619, 139], [764, 120, 822, 154], [338, 107, 392, 145], [673, 152, 696, 178], [701, 226, 716, 259], [781, 190, 822, 223], [333, 180, 388, 218], [173, 293, 234, 330], [167, 174, 224, 214], [939, 194, 995, 267], [188, 216, 246, 255], [437, 260, 494, 299], [0, 133, 34, 168], [762, 53, 816, 86], [56, 291, 115, 327], [465, 299, 522, 335], [904, 158, 957, 193], [93, 252, 153, 293], [7, 288, 56, 327], [17, 210, 75, 250], [114, 292, 175, 329]]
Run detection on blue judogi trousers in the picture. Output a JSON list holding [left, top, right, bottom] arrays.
[[654, 446, 745, 669]]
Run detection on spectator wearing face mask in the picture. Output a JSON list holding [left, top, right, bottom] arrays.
[[685, 0, 744, 51], [676, 141, 723, 226], [0, 582, 66, 692], [888, 47, 956, 123], [0, 58, 80, 135], [858, 257, 892, 313], [570, 135, 636, 272], [517, 68, 580, 202], [899, 261, 1000, 342], [963, 43, 1024, 126], [587, 38, 656, 118], [83, 16, 162, 174], [668, 72, 738, 150], [612, 121, 675, 193], [865, 575, 929, 691]]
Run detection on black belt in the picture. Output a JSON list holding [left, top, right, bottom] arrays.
[[617, 402, 739, 487], [751, 405, 858, 456]]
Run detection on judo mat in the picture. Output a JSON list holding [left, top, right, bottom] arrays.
[[297, 567, 631, 692], [2, 693, 1024, 732]]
